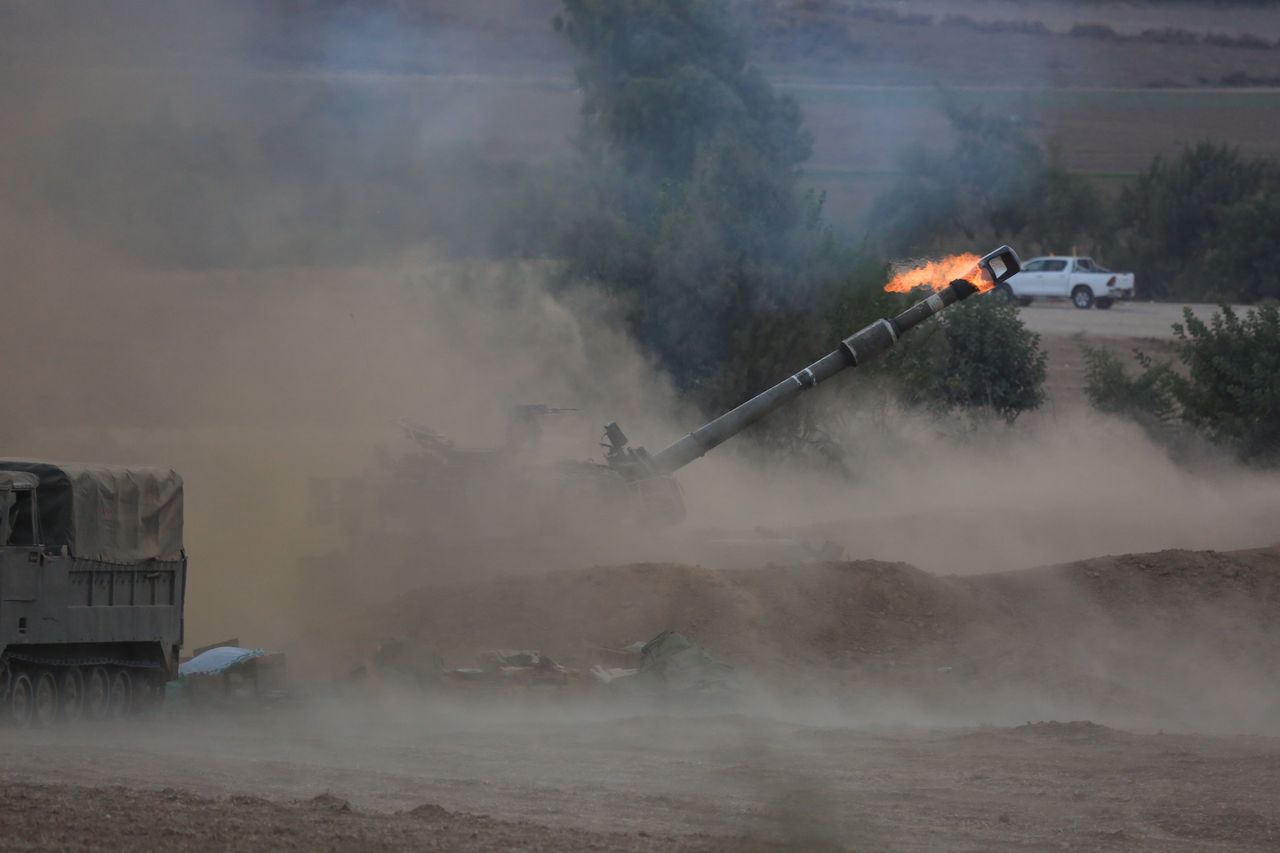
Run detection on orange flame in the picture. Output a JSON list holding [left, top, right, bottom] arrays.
[[883, 253, 994, 294]]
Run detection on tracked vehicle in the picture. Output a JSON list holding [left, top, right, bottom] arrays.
[[394, 247, 1022, 531], [0, 460, 185, 726], [299, 249, 1020, 615]]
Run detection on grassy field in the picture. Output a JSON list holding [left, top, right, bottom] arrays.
[[6, 0, 1280, 236]]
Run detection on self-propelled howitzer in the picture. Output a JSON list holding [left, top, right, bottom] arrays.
[[601, 246, 1021, 518], [293, 247, 1020, 609]]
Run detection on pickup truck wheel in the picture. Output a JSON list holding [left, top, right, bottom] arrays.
[[1095, 297, 1114, 310], [994, 283, 1016, 303], [1071, 286, 1095, 310]]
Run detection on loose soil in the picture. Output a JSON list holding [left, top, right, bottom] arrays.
[[0, 783, 784, 852], [3, 710, 1279, 851], [5, 545, 1278, 851], [321, 546, 1280, 732]]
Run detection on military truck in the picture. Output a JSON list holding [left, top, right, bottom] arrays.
[[0, 460, 185, 726]]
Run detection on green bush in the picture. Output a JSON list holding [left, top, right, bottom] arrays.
[[1084, 304, 1280, 463], [1171, 304, 1280, 462], [1083, 346, 1176, 425], [895, 295, 1048, 422]]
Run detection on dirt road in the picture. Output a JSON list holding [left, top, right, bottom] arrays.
[[1014, 301, 1241, 411], [1017, 301, 1239, 341], [2, 710, 1278, 851], [0, 781, 763, 853]]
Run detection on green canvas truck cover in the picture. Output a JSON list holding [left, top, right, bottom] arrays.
[[0, 460, 183, 563]]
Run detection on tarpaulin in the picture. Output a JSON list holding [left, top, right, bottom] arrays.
[[0, 459, 183, 563]]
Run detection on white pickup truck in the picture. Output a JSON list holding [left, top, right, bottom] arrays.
[[998, 256, 1136, 309]]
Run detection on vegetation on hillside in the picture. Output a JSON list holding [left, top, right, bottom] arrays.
[[870, 105, 1101, 260], [1085, 304, 1280, 463], [551, 0, 826, 415], [1111, 144, 1280, 303], [548, 0, 1047, 431], [875, 115, 1280, 304]]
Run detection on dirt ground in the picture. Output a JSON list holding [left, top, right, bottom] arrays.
[[318, 547, 1280, 730], [1017, 301, 1215, 411], [0, 782, 762, 853], [3, 697, 1280, 851], [1016, 299, 1254, 411], [1017, 301, 1228, 340], [11, 546, 1277, 850]]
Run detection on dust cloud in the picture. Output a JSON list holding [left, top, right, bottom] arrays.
[[2, 0, 1278, 667], [4, 7, 1280, 852], [677, 403, 1280, 575], [0, 0, 659, 645], [0, 221, 688, 645]]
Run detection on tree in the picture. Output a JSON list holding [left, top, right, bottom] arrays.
[[553, 0, 834, 414], [870, 104, 1102, 258], [551, 0, 1050, 433], [1205, 191, 1280, 304], [556, 0, 811, 184], [1110, 143, 1280, 302]]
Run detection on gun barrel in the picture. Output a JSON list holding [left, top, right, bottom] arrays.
[[650, 273, 992, 476]]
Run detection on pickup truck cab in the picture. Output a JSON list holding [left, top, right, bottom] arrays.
[[999, 256, 1135, 309]]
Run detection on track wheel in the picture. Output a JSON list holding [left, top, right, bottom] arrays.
[[7, 672, 34, 727], [32, 670, 58, 728], [85, 667, 111, 721], [1072, 286, 1095, 309], [60, 669, 85, 723], [107, 668, 132, 719]]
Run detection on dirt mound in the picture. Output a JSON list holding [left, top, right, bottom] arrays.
[[1012, 720, 1126, 741], [965, 547, 1280, 683], [328, 546, 1279, 666], [331, 558, 964, 672], [312, 546, 1280, 724]]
